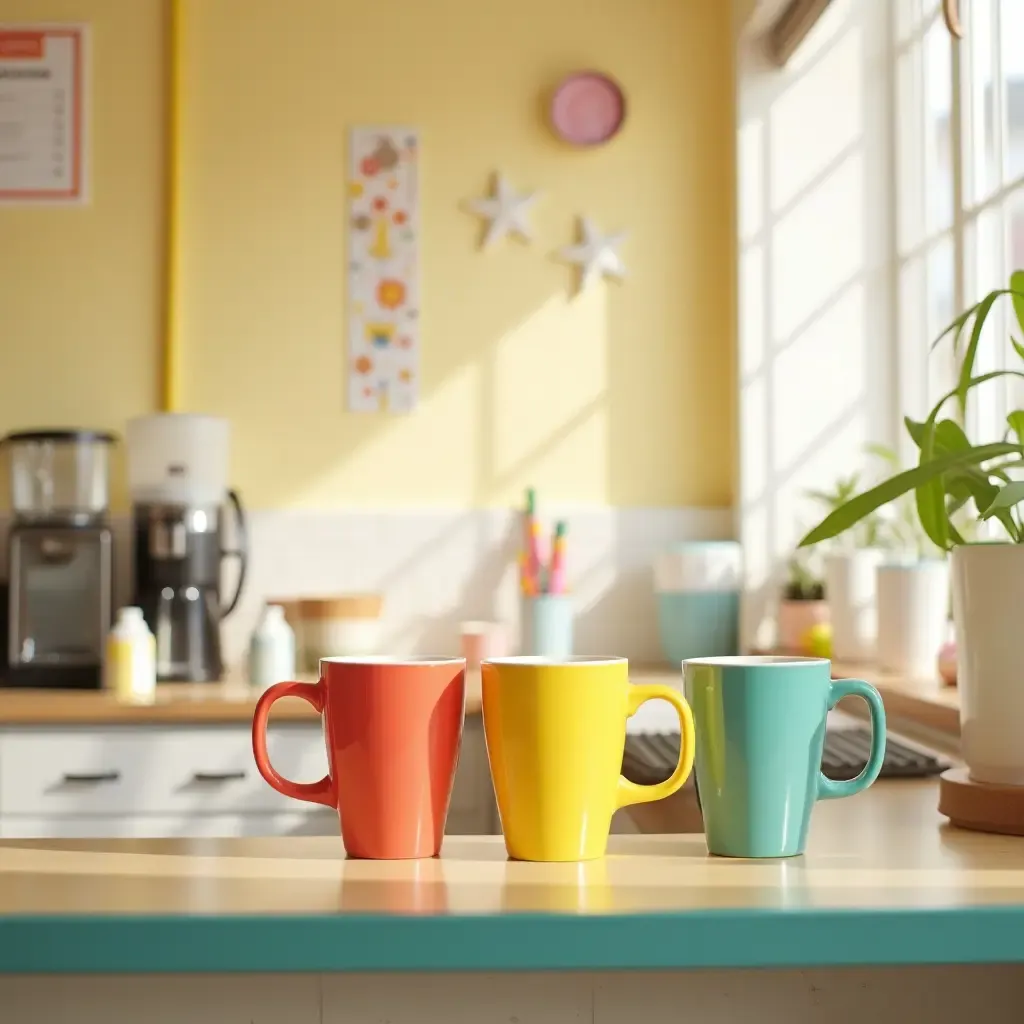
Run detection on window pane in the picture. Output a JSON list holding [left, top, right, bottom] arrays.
[[1007, 188, 1024, 414], [968, 0, 998, 203], [897, 41, 925, 252], [927, 237, 957, 410], [924, 20, 953, 231], [1011, 187, 1024, 271], [1003, 0, 1024, 182], [966, 207, 1007, 443], [896, 0, 923, 43]]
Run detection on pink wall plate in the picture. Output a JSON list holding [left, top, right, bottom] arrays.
[[550, 72, 626, 147]]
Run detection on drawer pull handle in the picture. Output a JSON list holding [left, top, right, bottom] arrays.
[[192, 770, 247, 783], [62, 771, 121, 784]]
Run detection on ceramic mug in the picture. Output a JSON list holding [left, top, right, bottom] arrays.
[[683, 655, 886, 858], [460, 620, 508, 669], [252, 657, 466, 859], [482, 656, 695, 861]]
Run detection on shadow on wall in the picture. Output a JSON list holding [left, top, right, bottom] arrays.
[[736, 0, 894, 649]]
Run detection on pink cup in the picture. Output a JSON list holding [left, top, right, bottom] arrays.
[[460, 621, 508, 669]]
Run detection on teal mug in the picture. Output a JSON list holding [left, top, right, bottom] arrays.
[[683, 656, 886, 858]]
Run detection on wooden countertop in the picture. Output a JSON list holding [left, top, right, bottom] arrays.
[[0, 671, 484, 725], [0, 661, 958, 733], [830, 661, 960, 735], [0, 780, 1021, 973]]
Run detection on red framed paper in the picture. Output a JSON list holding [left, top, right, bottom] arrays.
[[0, 25, 87, 203]]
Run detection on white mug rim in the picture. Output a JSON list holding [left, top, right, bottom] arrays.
[[482, 655, 626, 667]]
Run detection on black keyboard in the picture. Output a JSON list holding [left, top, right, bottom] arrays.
[[623, 725, 950, 786]]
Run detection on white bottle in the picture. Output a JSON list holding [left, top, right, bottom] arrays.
[[249, 604, 296, 689], [105, 607, 157, 702]]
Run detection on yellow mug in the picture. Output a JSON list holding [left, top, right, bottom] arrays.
[[481, 656, 695, 861]]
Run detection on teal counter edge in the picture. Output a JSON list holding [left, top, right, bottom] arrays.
[[1, 906, 1023, 973]]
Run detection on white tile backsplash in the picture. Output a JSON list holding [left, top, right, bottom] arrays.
[[0, 506, 735, 669], [221, 506, 735, 667]]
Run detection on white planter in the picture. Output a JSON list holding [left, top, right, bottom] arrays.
[[876, 560, 950, 681], [825, 549, 884, 662], [951, 543, 1024, 785]]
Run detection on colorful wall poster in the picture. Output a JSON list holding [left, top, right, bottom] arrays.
[[347, 126, 420, 412], [0, 25, 88, 204]]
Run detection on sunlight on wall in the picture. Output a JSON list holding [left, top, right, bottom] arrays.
[[491, 291, 609, 501], [736, 0, 895, 648], [0, 0, 735, 510]]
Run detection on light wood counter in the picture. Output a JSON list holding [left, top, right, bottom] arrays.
[[0, 780, 1021, 974], [0, 662, 955, 733], [830, 660, 960, 735], [0, 670, 484, 725]]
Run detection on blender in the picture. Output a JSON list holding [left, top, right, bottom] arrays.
[[4, 429, 116, 689], [126, 414, 247, 682]]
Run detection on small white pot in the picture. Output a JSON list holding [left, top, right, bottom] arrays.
[[825, 549, 884, 662], [951, 543, 1024, 785], [876, 560, 950, 681]]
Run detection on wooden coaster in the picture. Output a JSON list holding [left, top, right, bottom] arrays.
[[938, 768, 1024, 836]]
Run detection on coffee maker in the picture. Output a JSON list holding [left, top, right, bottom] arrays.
[[4, 430, 116, 689], [126, 415, 246, 682]]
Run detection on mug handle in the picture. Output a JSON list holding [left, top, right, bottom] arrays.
[[616, 684, 695, 809], [817, 678, 887, 800], [252, 680, 336, 808]]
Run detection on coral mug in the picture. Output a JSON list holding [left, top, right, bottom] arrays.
[[482, 656, 695, 861], [252, 657, 466, 859]]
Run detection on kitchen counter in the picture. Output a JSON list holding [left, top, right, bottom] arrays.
[[1, 779, 1022, 1023], [0, 663, 956, 733], [0, 779, 1021, 973], [0, 671, 485, 724]]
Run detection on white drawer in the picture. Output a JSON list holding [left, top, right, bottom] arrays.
[[0, 725, 328, 817]]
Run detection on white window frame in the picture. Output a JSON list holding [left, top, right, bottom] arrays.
[[894, 0, 1024, 452]]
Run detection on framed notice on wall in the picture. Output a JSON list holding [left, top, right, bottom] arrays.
[[0, 25, 88, 204]]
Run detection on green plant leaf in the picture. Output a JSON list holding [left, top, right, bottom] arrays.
[[957, 291, 1000, 418], [934, 419, 971, 451], [981, 481, 1024, 519], [914, 419, 949, 549], [798, 441, 1023, 547], [1011, 271, 1024, 340], [1008, 411, 1024, 447], [904, 417, 926, 449], [930, 302, 976, 352]]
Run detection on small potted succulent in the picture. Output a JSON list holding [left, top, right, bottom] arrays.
[[777, 550, 828, 654]]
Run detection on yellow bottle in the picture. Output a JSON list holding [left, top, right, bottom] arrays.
[[105, 607, 157, 702]]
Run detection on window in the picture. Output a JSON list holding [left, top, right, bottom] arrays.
[[896, 0, 1024, 446]]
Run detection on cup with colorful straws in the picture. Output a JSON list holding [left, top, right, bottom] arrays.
[[519, 489, 573, 656]]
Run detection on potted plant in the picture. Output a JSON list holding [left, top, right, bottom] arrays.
[[777, 551, 828, 654], [807, 469, 888, 663], [867, 445, 951, 683], [800, 270, 1024, 785]]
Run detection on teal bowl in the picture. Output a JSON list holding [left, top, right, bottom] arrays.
[[656, 591, 740, 664]]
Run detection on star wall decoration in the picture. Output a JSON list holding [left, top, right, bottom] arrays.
[[465, 173, 539, 249], [556, 216, 627, 292]]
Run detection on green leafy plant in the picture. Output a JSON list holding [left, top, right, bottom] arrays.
[[800, 270, 1024, 551], [806, 471, 887, 549], [782, 551, 825, 601]]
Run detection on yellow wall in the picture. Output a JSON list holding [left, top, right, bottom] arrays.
[[0, 0, 735, 509]]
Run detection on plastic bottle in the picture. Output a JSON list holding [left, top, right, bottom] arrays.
[[249, 604, 296, 689], [105, 607, 157, 702]]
